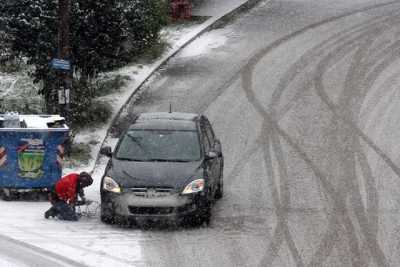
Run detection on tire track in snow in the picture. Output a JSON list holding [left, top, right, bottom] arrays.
[[108, 1, 400, 266], [239, 2, 400, 266]]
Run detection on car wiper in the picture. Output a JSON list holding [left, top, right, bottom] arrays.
[[116, 157, 148, 162], [146, 158, 192, 162], [170, 159, 193, 162]]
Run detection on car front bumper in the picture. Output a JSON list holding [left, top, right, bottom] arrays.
[[101, 190, 208, 221]]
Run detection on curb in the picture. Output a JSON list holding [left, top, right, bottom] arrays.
[[92, 0, 264, 172]]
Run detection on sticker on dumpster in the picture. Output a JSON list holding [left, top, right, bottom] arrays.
[[17, 139, 45, 179], [56, 144, 64, 166], [0, 146, 7, 168]]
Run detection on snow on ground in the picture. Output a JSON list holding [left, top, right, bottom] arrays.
[[0, 75, 19, 97], [0, 200, 144, 267], [0, 256, 28, 267], [179, 29, 229, 58], [0, 134, 139, 266]]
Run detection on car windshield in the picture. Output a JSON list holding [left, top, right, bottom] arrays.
[[115, 129, 201, 162]]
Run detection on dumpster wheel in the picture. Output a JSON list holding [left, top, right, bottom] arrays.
[[1, 189, 18, 201]]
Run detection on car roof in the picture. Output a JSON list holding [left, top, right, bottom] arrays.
[[129, 112, 200, 131]]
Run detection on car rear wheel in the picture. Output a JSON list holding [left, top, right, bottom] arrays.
[[215, 169, 223, 200], [215, 179, 223, 200]]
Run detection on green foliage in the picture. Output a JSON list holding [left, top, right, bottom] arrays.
[[1, 0, 168, 118], [1, 0, 168, 77], [0, 59, 23, 73], [71, 0, 126, 77], [0, 98, 44, 114], [95, 74, 130, 97], [124, 0, 168, 54], [65, 142, 92, 165], [69, 79, 113, 128], [71, 99, 113, 129], [0, 0, 58, 84], [135, 39, 169, 63]]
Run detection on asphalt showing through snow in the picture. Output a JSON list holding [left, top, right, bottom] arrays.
[[112, 0, 400, 266]]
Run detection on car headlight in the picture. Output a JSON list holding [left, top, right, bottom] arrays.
[[182, 179, 205, 194], [103, 176, 121, 193]]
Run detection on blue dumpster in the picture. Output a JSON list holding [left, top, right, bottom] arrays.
[[0, 114, 69, 190]]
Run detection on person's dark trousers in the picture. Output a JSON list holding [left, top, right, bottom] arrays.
[[46, 200, 78, 221]]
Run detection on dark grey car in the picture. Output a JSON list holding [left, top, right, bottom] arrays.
[[99, 112, 223, 226]]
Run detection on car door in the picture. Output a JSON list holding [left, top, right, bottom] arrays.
[[203, 118, 222, 179], [201, 118, 219, 195]]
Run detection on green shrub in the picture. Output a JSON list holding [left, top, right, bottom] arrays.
[[0, 59, 23, 73], [65, 142, 91, 165], [1, 0, 168, 112], [95, 74, 130, 97], [135, 39, 169, 63], [68, 78, 112, 128], [71, 99, 112, 129]]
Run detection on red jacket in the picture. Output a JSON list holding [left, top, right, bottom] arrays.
[[55, 173, 80, 204]]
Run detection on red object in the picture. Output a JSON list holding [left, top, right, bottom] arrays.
[[170, 0, 192, 20], [55, 173, 79, 204]]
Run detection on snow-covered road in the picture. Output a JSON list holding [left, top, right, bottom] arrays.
[[0, 200, 144, 266], [112, 0, 400, 266], [0, 233, 86, 267], [3, 0, 400, 266]]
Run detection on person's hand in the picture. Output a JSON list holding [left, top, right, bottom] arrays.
[[75, 200, 85, 206]]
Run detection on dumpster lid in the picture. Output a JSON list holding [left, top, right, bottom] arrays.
[[0, 114, 68, 129]]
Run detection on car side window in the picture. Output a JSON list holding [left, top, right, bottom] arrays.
[[201, 121, 212, 151], [204, 119, 215, 145]]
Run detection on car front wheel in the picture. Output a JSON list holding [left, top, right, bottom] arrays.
[[100, 203, 115, 224], [184, 199, 211, 227]]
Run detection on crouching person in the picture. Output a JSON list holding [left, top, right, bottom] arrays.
[[44, 172, 93, 221]]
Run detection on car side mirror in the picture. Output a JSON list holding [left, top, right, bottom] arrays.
[[205, 151, 218, 160], [213, 139, 222, 156], [100, 146, 112, 157]]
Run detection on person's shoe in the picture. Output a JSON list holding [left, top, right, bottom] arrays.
[[44, 209, 56, 219], [44, 210, 51, 219]]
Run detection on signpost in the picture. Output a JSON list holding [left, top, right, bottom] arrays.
[[51, 58, 71, 71], [51, 58, 71, 105], [58, 86, 70, 105], [55, 0, 71, 125]]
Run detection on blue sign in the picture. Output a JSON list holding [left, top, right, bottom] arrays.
[[50, 58, 71, 71]]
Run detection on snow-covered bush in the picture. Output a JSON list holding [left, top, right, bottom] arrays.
[[67, 79, 113, 128], [0, 0, 167, 123]]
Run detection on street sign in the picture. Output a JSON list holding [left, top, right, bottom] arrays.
[[51, 58, 71, 71], [58, 87, 70, 104]]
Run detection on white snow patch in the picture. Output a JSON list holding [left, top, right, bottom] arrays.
[[0, 256, 28, 267], [0, 200, 143, 267], [179, 29, 229, 58]]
